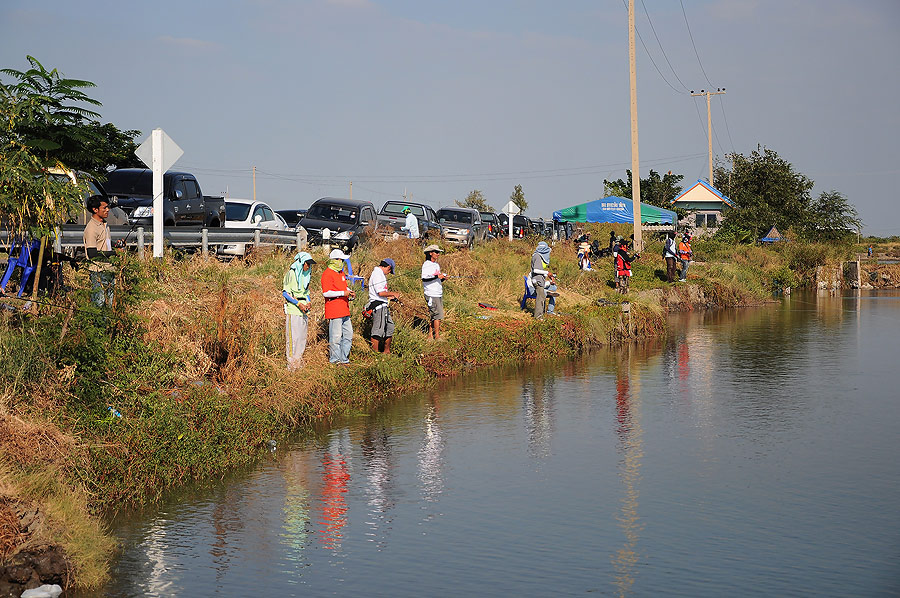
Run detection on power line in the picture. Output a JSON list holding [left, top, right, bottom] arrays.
[[640, 0, 690, 93], [681, 0, 714, 87], [719, 95, 736, 155], [181, 152, 707, 185], [620, 0, 684, 94]]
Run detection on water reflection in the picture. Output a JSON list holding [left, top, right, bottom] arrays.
[[611, 347, 644, 598], [91, 292, 900, 598], [522, 375, 555, 460], [318, 429, 351, 551], [418, 398, 445, 505], [360, 418, 397, 549]]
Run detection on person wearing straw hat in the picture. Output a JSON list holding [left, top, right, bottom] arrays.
[[282, 251, 316, 370], [421, 244, 447, 340], [321, 248, 356, 364], [400, 206, 420, 239]]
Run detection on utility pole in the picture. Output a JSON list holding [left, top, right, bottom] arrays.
[[252, 166, 257, 202], [691, 88, 725, 186], [628, 0, 643, 251], [349, 181, 352, 200]]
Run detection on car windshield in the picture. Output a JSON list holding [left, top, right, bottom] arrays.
[[382, 202, 424, 217], [437, 210, 473, 224], [513, 215, 529, 226], [225, 203, 252, 221], [103, 170, 151, 196], [480, 212, 496, 223], [306, 203, 358, 224]]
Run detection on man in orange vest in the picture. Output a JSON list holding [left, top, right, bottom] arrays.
[[677, 234, 693, 282], [321, 248, 356, 364]]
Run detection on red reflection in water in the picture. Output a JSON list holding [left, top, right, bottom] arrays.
[[616, 374, 631, 439], [318, 453, 350, 550]]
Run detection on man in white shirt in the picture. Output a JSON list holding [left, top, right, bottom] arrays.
[[401, 206, 420, 239], [367, 258, 399, 353], [421, 244, 447, 340]]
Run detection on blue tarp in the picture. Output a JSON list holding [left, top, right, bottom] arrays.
[[553, 196, 676, 224]]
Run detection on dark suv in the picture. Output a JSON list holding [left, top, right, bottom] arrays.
[[479, 211, 501, 239], [298, 197, 378, 252]]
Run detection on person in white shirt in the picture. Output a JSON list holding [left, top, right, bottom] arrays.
[[421, 244, 447, 340], [367, 258, 399, 353], [401, 206, 420, 239]]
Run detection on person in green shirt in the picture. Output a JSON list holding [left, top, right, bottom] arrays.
[[282, 251, 317, 370]]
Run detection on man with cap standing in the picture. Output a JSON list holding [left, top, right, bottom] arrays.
[[400, 206, 420, 239], [282, 251, 316, 370], [367, 258, 399, 353], [421, 244, 447, 340], [321, 248, 356, 364]]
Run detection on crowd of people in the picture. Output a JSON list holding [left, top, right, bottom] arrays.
[[275, 226, 696, 367], [281, 243, 448, 368]]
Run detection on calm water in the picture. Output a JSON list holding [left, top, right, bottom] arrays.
[[89, 292, 900, 597]]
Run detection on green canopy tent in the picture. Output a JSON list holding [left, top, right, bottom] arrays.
[[553, 196, 677, 224]]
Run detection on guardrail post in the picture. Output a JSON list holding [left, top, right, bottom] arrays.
[[202, 228, 209, 256], [137, 227, 145, 259], [254, 229, 261, 249], [296, 228, 307, 251], [53, 227, 62, 253]]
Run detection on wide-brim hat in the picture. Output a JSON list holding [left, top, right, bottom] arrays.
[[329, 248, 350, 260], [423, 244, 443, 254]]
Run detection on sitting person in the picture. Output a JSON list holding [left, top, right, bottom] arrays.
[[577, 241, 592, 270]]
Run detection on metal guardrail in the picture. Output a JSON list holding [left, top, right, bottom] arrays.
[[1, 225, 307, 257]]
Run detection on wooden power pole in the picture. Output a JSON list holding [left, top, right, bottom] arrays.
[[628, 0, 643, 251], [252, 165, 257, 202], [691, 89, 725, 186]]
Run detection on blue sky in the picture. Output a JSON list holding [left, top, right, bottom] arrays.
[[3, 0, 899, 234]]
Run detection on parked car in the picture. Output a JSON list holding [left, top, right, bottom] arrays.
[[102, 169, 226, 228], [219, 198, 287, 256], [299, 197, 378, 253], [377, 200, 442, 239], [275, 209, 307, 231], [479, 211, 501, 239], [497, 213, 531, 239], [435, 207, 487, 247]]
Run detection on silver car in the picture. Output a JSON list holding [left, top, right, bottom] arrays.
[[436, 207, 486, 248]]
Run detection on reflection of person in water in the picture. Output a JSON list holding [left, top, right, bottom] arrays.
[[319, 431, 351, 550], [281, 451, 313, 557], [418, 398, 445, 504], [612, 352, 644, 597], [522, 377, 555, 459], [361, 420, 397, 548]]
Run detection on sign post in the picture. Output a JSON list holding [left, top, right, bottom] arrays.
[[135, 129, 184, 258], [502, 200, 520, 242]]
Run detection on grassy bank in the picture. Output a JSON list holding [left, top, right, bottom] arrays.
[[0, 228, 851, 593]]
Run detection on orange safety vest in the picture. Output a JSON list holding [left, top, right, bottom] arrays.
[[677, 241, 692, 260]]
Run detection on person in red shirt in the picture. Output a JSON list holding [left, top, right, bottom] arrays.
[[321, 248, 356, 364]]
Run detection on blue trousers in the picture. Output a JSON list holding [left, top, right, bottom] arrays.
[[328, 316, 353, 363]]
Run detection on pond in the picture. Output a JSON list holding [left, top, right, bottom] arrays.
[[85, 291, 900, 597]]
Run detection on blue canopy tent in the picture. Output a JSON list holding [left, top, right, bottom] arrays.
[[553, 196, 676, 224]]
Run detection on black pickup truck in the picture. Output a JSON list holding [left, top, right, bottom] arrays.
[[102, 169, 226, 227]]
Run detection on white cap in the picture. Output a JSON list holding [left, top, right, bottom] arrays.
[[329, 248, 350, 260]]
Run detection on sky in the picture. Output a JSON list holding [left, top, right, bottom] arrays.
[[2, 0, 899, 234]]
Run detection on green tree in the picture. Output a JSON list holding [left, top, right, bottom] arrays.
[[1, 56, 142, 177], [803, 190, 862, 241], [456, 189, 494, 212], [602, 169, 684, 207], [714, 146, 814, 240], [0, 82, 86, 236], [510, 184, 527, 213]]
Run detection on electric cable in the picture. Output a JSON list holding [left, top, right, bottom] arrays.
[[681, 0, 713, 87], [640, 0, 691, 92]]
